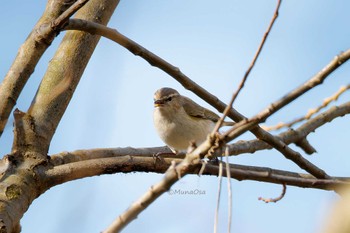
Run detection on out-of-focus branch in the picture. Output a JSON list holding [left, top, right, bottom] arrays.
[[263, 84, 350, 131], [321, 187, 350, 233]]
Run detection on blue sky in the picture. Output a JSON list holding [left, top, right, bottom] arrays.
[[1, 1, 350, 233]]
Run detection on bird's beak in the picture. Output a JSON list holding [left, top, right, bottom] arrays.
[[154, 99, 164, 107]]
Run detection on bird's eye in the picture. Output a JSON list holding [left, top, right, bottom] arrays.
[[166, 97, 172, 102]]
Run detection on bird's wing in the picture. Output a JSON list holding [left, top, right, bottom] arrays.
[[181, 96, 220, 122]]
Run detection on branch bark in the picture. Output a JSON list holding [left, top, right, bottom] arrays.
[[0, 0, 120, 232], [0, 0, 79, 138], [214, 0, 282, 132], [25, 0, 120, 155]]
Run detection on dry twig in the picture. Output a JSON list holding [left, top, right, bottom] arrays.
[[225, 147, 232, 233], [214, 161, 223, 233], [263, 84, 350, 131], [258, 183, 287, 203], [52, 0, 90, 30], [213, 0, 282, 132]]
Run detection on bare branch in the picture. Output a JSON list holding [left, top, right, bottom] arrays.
[[225, 148, 232, 233], [263, 84, 350, 131], [226, 101, 350, 156], [27, 0, 120, 155], [203, 163, 349, 191], [214, 161, 223, 233], [45, 152, 350, 232], [49, 146, 174, 166], [217, 55, 350, 178], [101, 158, 194, 233], [45, 155, 350, 191], [258, 183, 286, 203], [51, 0, 91, 30], [0, 1, 120, 232], [223, 51, 350, 137]]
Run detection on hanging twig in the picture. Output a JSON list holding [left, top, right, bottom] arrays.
[[214, 161, 223, 233], [258, 183, 287, 203], [225, 147, 232, 233]]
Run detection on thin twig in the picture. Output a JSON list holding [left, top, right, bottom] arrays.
[[217, 52, 350, 179], [214, 161, 223, 233], [263, 84, 350, 131], [258, 183, 287, 203], [52, 0, 90, 30], [213, 0, 282, 133], [101, 145, 204, 233], [224, 51, 350, 140], [225, 147, 232, 233], [219, 117, 329, 179]]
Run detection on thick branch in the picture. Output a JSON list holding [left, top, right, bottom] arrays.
[[0, 1, 120, 232], [0, 0, 79, 138], [26, 0, 120, 155], [45, 155, 350, 192]]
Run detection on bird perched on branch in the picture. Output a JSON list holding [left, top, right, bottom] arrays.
[[153, 87, 234, 153]]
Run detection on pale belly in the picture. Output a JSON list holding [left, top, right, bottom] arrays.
[[154, 108, 215, 152]]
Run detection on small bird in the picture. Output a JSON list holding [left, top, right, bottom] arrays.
[[153, 87, 234, 153]]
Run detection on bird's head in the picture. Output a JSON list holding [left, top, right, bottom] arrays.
[[153, 87, 181, 112]]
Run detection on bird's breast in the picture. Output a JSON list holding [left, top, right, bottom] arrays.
[[153, 108, 215, 151]]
